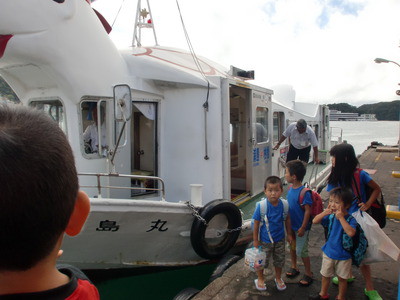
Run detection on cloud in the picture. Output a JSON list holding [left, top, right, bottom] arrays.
[[93, 0, 400, 104]]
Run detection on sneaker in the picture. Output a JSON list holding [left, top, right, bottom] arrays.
[[364, 289, 382, 300], [331, 276, 355, 285], [308, 294, 329, 300]]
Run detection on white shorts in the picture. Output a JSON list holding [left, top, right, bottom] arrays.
[[320, 253, 352, 279]]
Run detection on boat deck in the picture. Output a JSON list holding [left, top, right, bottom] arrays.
[[192, 146, 400, 300]]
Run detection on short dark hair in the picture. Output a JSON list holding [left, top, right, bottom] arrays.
[[286, 159, 307, 182], [329, 187, 354, 208], [264, 175, 283, 190], [296, 119, 307, 129], [0, 104, 78, 271]]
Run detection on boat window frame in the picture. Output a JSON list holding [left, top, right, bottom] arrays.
[[79, 97, 112, 159], [255, 106, 269, 144], [28, 97, 67, 134], [273, 111, 285, 143]]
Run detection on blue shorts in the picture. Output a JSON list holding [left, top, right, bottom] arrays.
[[290, 230, 310, 257]]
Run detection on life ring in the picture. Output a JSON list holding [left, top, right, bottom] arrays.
[[190, 199, 242, 259]]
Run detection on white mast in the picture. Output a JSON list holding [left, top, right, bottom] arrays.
[[132, 0, 158, 47]]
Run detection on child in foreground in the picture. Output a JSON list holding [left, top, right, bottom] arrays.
[[309, 187, 357, 300], [0, 104, 99, 299], [285, 160, 313, 286], [327, 143, 382, 300], [252, 176, 292, 292]]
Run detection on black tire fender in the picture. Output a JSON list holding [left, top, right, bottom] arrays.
[[172, 287, 200, 300], [209, 254, 242, 283], [190, 200, 242, 259]]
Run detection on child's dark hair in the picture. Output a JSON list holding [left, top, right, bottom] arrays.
[[285, 159, 306, 182], [264, 175, 283, 190], [329, 187, 354, 208], [328, 143, 359, 188], [0, 104, 78, 271]]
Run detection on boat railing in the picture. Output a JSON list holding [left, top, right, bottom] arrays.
[[78, 172, 166, 201], [330, 126, 343, 146]]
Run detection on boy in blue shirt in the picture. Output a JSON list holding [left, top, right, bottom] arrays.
[[252, 176, 293, 292], [310, 187, 357, 300], [285, 160, 314, 286]]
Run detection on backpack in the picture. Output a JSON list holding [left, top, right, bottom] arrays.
[[352, 168, 386, 228], [251, 198, 289, 243], [298, 187, 324, 219], [326, 214, 368, 267]]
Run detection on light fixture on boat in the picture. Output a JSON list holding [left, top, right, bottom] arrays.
[[230, 66, 255, 80]]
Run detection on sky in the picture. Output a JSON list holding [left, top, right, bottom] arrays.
[[92, 0, 400, 106]]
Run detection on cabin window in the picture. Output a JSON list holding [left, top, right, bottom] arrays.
[[80, 100, 108, 158], [131, 102, 158, 196], [29, 100, 66, 133], [255, 106, 268, 143], [273, 112, 285, 142]]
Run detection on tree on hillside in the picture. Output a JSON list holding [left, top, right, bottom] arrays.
[[358, 100, 400, 121], [327, 103, 358, 113]]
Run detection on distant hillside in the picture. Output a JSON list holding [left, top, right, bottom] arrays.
[[0, 76, 19, 102], [328, 101, 400, 121]]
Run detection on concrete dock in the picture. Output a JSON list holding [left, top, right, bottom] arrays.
[[192, 146, 400, 300]]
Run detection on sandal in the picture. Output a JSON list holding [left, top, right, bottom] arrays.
[[274, 278, 287, 291], [308, 294, 329, 300], [364, 289, 382, 300], [286, 267, 300, 278], [332, 276, 355, 285], [299, 274, 313, 286], [254, 279, 266, 291]]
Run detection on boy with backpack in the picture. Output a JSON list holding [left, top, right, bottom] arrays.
[[285, 160, 316, 286], [252, 176, 293, 292], [310, 187, 361, 300]]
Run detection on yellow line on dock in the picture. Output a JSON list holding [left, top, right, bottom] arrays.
[[387, 205, 400, 220], [374, 153, 382, 163]]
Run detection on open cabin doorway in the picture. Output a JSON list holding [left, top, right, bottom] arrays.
[[130, 102, 158, 196], [229, 86, 250, 199], [229, 85, 273, 201]]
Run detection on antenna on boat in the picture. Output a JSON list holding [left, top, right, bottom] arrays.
[[132, 0, 158, 47]]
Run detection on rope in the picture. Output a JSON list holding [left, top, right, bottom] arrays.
[[175, 0, 211, 160], [111, 0, 126, 28]]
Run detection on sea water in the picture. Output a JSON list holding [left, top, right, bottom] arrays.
[[89, 264, 216, 300], [91, 121, 399, 299], [330, 120, 399, 155]]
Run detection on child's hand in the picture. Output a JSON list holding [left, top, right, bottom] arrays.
[[335, 205, 344, 220], [358, 202, 370, 212], [253, 240, 260, 248], [324, 204, 333, 215], [287, 234, 294, 244], [297, 227, 305, 237]]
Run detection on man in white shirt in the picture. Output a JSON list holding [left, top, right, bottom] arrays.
[[273, 119, 319, 163], [83, 105, 107, 155]]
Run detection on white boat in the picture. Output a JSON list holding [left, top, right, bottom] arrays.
[[0, 0, 334, 269]]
